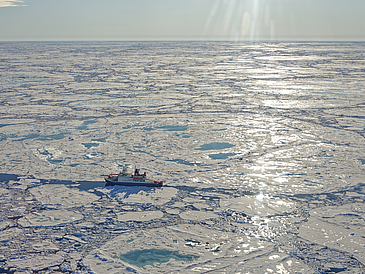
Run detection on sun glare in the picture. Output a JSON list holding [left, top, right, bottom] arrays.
[[204, 0, 276, 41]]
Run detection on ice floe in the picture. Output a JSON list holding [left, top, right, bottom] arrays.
[[7, 254, 64, 272], [299, 203, 365, 265], [117, 210, 164, 222], [29, 184, 99, 208], [219, 195, 296, 217], [19, 209, 83, 227], [1, 42, 365, 273], [84, 224, 276, 273]]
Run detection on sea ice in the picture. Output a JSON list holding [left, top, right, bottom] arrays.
[[19, 209, 83, 227], [1, 42, 365, 273], [32, 240, 59, 252], [219, 195, 296, 217], [84, 223, 276, 273], [179, 210, 217, 221], [7, 178, 40, 190], [29, 184, 99, 208], [0, 227, 22, 243], [99, 185, 178, 205], [7, 254, 64, 272], [117, 210, 164, 222], [299, 203, 365, 265], [0, 187, 10, 196], [0, 220, 9, 230]]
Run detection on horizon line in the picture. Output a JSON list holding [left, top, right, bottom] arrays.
[[1, 39, 365, 43]]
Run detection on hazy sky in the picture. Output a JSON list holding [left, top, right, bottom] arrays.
[[1, 0, 364, 41]]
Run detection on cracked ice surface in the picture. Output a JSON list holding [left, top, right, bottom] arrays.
[[30, 184, 99, 208], [299, 202, 365, 265], [19, 209, 84, 227], [8, 254, 64, 272], [84, 224, 277, 273], [0, 42, 365, 273]]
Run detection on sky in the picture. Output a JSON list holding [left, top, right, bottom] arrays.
[[0, 0, 364, 41]]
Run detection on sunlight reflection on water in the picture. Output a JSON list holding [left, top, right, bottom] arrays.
[[0, 42, 364, 273]]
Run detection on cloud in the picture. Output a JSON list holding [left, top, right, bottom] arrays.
[[0, 0, 24, 8]]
